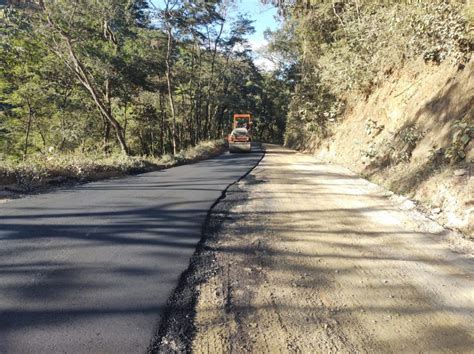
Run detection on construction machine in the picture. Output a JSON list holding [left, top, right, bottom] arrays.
[[228, 114, 252, 153]]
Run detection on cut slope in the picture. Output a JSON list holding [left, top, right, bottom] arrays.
[[315, 58, 473, 237]]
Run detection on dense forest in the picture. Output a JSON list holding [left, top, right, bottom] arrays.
[[0, 0, 289, 161], [0, 0, 472, 167]]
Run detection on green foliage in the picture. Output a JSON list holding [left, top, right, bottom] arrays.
[[267, 0, 473, 149], [391, 125, 424, 163], [250, 72, 291, 143], [1, 0, 286, 165], [307, 1, 470, 98]]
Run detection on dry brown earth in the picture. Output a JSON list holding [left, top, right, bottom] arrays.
[[314, 58, 473, 236], [191, 144, 474, 353]]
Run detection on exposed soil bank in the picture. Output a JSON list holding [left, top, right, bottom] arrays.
[[313, 58, 473, 237], [158, 144, 474, 353]]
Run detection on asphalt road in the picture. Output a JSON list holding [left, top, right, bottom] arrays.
[[0, 147, 263, 353]]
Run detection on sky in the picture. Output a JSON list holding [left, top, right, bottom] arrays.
[[232, 0, 280, 69], [232, 0, 279, 44], [150, 0, 280, 70]]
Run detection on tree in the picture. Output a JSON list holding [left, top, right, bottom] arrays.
[[1, 0, 291, 160], [29, 0, 153, 155]]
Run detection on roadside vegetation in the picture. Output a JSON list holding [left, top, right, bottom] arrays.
[[0, 0, 287, 190], [1, 1, 472, 166], [264, 0, 472, 150], [1, 0, 472, 233], [0, 0, 288, 175], [0, 140, 224, 194]]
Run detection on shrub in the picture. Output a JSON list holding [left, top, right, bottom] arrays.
[[283, 1, 472, 148]]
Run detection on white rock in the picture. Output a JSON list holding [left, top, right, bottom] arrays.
[[400, 199, 416, 210], [454, 169, 467, 176]]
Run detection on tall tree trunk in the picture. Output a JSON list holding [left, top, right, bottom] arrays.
[[103, 116, 111, 155], [35, 122, 47, 149], [195, 51, 203, 143], [123, 102, 128, 137], [42, 5, 130, 155], [159, 91, 166, 155], [24, 101, 33, 160], [165, 25, 177, 155], [204, 22, 224, 140], [218, 105, 227, 139], [103, 79, 113, 155], [64, 37, 129, 154]]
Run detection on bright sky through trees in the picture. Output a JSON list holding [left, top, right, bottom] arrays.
[[150, 0, 279, 69], [236, 0, 279, 69], [234, 0, 279, 44]]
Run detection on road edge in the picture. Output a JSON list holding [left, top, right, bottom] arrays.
[[0, 143, 227, 203], [147, 145, 266, 353]]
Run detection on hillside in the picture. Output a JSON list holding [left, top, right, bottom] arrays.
[[267, 1, 473, 238], [315, 58, 473, 237], [1, 1, 473, 352]]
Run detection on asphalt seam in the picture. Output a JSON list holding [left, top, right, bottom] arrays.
[[147, 146, 266, 353]]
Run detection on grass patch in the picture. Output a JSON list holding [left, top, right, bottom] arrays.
[[0, 140, 225, 193]]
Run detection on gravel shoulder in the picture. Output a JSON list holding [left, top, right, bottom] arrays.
[[180, 144, 473, 353]]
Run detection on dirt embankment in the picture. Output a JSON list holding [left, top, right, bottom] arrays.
[[314, 58, 473, 237], [189, 145, 473, 353]]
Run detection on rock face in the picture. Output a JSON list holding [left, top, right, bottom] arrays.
[[313, 58, 473, 237], [432, 208, 442, 214]]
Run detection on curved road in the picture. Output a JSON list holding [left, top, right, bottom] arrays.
[[0, 148, 263, 353]]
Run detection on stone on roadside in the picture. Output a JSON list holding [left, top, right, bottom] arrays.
[[453, 169, 467, 176]]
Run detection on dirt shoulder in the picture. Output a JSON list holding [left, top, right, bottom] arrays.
[[159, 144, 474, 353]]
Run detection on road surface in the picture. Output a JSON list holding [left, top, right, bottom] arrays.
[[0, 148, 262, 353], [191, 145, 474, 353]]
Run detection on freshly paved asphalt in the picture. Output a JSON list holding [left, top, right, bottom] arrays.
[[0, 148, 263, 353]]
